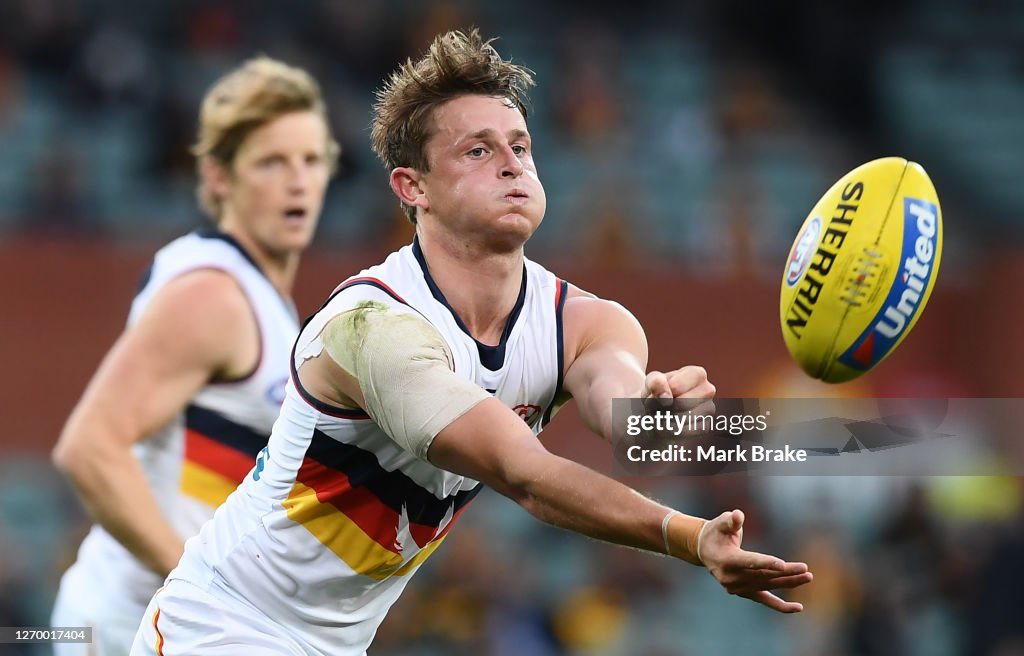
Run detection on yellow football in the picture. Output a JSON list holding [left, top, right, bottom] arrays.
[[780, 157, 943, 383]]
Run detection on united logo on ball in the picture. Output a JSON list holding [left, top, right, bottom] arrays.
[[779, 157, 943, 383]]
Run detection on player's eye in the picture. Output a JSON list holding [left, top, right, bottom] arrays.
[[467, 147, 486, 158], [258, 155, 285, 168], [511, 144, 527, 155]]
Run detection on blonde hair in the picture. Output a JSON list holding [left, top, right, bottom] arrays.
[[192, 56, 339, 221], [371, 28, 534, 223]]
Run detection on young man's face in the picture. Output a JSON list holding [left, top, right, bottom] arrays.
[[416, 94, 546, 250], [216, 110, 331, 258]]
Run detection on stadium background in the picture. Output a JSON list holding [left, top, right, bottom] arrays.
[[1, 0, 1023, 654]]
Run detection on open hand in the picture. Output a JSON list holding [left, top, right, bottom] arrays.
[[698, 509, 813, 613]]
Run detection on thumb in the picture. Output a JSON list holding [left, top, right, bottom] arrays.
[[725, 509, 744, 533], [644, 371, 673, 400]]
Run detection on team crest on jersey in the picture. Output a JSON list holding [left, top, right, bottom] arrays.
[[265, 377, 288, 405], [514, 404, 541, 424]]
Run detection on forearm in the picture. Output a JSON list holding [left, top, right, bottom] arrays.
[[54, 425, 184, 577], [574, 375, 642, 441], [505, 449, 705, 564]]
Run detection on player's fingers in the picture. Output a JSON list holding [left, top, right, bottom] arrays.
[[676, 379, 716, 400], [643, 371, 673, 400], [667, 366, 713, 397], [740, 590, 804, 614], [743, 565, 812, 580], [673, 395, 715, 415], [763, 571, 814, 590], [725, 550, 786, 572], [738, 559, 809, 576], [678, 399, 716, 435], [734, 571, 814, 593]]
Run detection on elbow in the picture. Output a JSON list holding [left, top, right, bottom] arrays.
[[52, 428, 112, 497], [514, 489, 545, 522], [53, 419, 114, 483], [498, 458, 549, 522], [52, 429, 84, 477]]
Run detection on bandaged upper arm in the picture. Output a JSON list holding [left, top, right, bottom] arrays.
[[321, 301, 490, 460]]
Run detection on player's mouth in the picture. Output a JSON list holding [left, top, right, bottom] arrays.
[[283, 207, 308, 223], [503, 189, 530, 205]]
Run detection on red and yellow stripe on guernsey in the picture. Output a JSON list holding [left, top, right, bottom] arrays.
[[152, 607, 165, 656], [180, 405, 267, 507], [284, 481, 449, 581], [282, 435, 477, 581]]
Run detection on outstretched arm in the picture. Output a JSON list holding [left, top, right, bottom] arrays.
[[306, 300, 811, 612], [429, 394, 810, 613]]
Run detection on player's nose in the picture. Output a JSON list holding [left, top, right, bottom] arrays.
[[498, 143, 524, 178], [286, 159, 312, 194]]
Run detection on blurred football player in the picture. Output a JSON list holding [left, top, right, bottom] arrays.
[[51, 56, 337, 656]]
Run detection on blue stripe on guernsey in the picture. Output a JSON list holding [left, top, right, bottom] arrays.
[[838, 197, 939, 370], [303, 429, 482, 527], [542, 278, 568, 426], [135, 264, 153, 294], [182, 404, 270, 506], [194, 228, 264, 274], [184, 405, 267, 458]]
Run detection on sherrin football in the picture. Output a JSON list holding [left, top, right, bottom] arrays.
[[780, 157, 942, 383]]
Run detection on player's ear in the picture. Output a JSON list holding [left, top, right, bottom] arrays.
[[390, 167, 429, 213], [200, 156, 232, 202]]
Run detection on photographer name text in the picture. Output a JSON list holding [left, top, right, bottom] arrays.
[[625, 443, 807, 463]]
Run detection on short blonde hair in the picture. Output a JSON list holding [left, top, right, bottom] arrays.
[[192, 56, 339, 221], [371, 28, 534, 223]]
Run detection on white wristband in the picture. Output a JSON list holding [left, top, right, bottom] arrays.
[[661, 510, 679, 557], [695, 519, 710, 565]]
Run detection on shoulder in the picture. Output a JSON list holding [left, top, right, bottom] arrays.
[[563, 282, 637, 326], [108, 267, 258, 379], [152, 267, 250, 314], [562, 283, 646, 365], [135, 268, 255, 351]]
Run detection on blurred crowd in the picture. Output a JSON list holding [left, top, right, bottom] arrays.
[[2, 0, 1024, 654], [0, 0, 989, 270], [3, 0, 1021, 263]]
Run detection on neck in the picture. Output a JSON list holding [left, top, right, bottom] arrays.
[[220, 226, 299, 299], [415, 229, 524, 346], [259, 254, 300, 299]]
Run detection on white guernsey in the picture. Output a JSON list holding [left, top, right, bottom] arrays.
[[134, 240, 566, 655], [52, 231, 298, 655]]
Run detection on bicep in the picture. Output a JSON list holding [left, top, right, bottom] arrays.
[[561, 298, 649, 437]]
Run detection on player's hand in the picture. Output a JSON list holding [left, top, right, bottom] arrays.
[[642, 365, 716, 401], [698, 509, 812, 613], [641, 367, 716, 433]]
